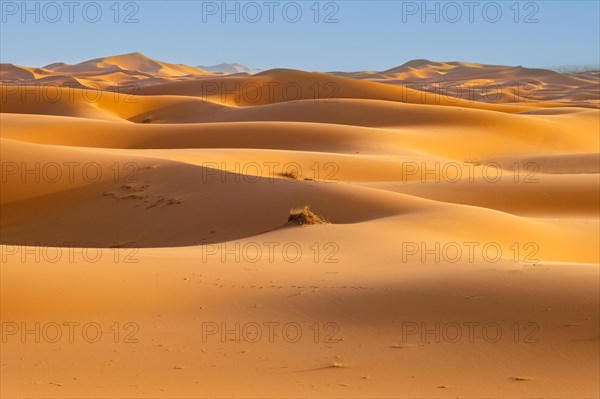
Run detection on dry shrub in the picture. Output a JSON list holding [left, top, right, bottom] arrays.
[[287, 206, 328, 225]]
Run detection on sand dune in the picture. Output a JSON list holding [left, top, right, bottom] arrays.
[[46, 52, 209, 76], [333, 59, 600, 106], [0, 64, 40, 80], [1, 54, 598, 398], [0, 53, 212, 92], [367, 173, 599, 217], [1, 104, 596, 161]]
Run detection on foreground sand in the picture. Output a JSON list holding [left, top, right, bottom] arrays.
[[1, 54, 598, 398]]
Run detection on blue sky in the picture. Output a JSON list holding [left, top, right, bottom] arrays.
[[1, 0, 599, 71]]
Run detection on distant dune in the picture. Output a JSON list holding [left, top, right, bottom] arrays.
[[2, 53, 598, 107], [198, 62, 262, 75], [1, 52, 212, 89]]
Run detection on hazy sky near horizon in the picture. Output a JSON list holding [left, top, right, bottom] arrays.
[[1, 0, 598, 71]]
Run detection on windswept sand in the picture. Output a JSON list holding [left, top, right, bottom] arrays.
[[1, 54, 598, 398]]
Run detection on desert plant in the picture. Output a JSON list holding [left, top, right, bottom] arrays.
[[287, 206, 328, 225], [281, 169, 300, 180], [140, 114, 154, 123]]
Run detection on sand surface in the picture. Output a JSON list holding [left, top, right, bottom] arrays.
[[1, 54, 598, 398]]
